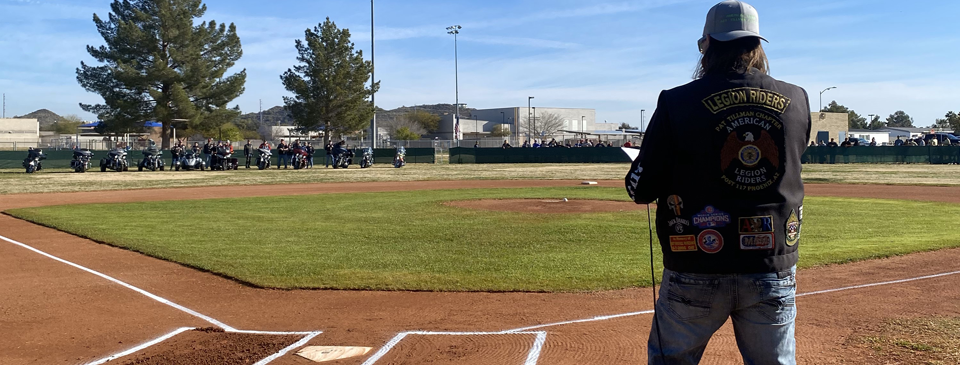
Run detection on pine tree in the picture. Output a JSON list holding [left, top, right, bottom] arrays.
[[76, 0, 246, 148], [281, 18, 378, 145]]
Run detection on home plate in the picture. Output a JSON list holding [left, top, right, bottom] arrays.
[[296, 346, 372, 362], [581, 181, 598, 185]]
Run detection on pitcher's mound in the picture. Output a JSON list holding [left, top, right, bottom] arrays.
[[444, 199, 643, 214]]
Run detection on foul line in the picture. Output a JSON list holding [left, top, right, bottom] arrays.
[[0, 234, 236, 331], [501, 269, 960, 333], [361, 331, 547, 365], [0, 234, 323, 364]]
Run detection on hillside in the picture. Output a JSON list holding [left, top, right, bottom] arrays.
[[14, 109, 62, 126], [238, 104, 474, 126]]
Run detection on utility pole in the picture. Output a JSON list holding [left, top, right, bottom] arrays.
[[447, 25, 462, 142], [370, 0, 377, 148]]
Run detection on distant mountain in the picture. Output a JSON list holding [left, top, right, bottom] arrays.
[[14, 109, 62, 126], [237, 106, 294, 127]]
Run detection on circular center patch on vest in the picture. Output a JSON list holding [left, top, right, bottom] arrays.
[[738, 145, 761, 166]]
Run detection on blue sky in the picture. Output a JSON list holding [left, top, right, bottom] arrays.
[[1, 0, 958, 128]]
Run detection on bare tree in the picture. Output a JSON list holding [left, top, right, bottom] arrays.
[[520, 111, 565, 139], [379, 114, 427, 140]]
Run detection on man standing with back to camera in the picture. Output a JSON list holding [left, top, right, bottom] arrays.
[[625, 1, 810, 364]]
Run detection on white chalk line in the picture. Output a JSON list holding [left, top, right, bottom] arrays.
[[7, 230, 959, 364], [0, 234, 323, 365], [501, 269, 960, 333], [797, 270, 960, 297], [0, 234, 236, 331], [361, 331, 547, 365], [84, 327, 194, 365], [252, 331, 323, 365]]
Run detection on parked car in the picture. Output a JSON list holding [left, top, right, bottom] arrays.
[[924, 133, 960, 146]]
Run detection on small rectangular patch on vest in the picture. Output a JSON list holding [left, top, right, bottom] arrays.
[[740, 233, 774, 250], [669, 235, 698, 252]]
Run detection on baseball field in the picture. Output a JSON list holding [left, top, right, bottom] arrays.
[[2, 163, 959, 364]]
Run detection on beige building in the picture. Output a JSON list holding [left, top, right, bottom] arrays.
[[0, 118, 40, 148], [809, 112, 847, 145]]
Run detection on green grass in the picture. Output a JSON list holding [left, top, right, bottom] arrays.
[[7, 187, 960, 291]]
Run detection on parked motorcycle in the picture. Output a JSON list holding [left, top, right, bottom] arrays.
[[257, 148, 272, 170], [177, 150, 205, 171], [333, 150, 354, 169], [138, 148, 165, 171], [359, 147, 374, 168], [99, 148, 128, 172], [71, 149, 94, 173], [393, 146, 406, 168], [291, 146, 309, 170], [22, 148, 45, 173], [209, 147, 238, 171]]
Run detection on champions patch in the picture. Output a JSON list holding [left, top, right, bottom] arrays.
[[697, 230, 723, 254], [739, 216, 773, 233], [670, 236, 697, 252], [692, 206, 731, 229], [702, 87, 791, 114], [716, 109, 786, 192], [785, 209, 800, 246], [740, 233, 774, 250]]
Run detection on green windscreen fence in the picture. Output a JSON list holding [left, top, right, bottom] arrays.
[[802, 146, 960, 164], [449, 147, 632, 164], [0, 147, 435, 170]]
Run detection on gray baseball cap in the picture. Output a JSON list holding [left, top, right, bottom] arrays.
[[700, 1, 766, 43]]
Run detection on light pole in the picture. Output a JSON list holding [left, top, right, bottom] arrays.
[[527, 96, 534, 141], [370, 0, 377, 147], [640, 109, 645, 131], [447, 25, 462, 141], [474, 115, 478, 141], [819, 86, 836, 112], [532, 107, 537, 141], [581, 116, 585, 135]]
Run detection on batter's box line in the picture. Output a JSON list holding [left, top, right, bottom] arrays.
[[499, 269, 960, 333], [84, 327, 322, 365], [361, 331, 548, 365], [0, 234, 324, 365]]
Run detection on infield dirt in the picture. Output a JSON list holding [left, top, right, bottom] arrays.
[[1, 180, 959, 364]]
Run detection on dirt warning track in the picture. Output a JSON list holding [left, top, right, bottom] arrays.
[[1, 181, 959, 364]]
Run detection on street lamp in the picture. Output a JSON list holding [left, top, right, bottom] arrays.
[[581, 116, 585, 135], [447, 25, 462, 141], [370, 0, 377, 147], [640, 109, 645, 131], [819, 86, 836, 112], [527, 96, 534, 141], [532, 107, 537, 140]]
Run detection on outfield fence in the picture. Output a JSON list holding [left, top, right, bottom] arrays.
[[449, 147, 631, 164], [802, 146, 960, 164]]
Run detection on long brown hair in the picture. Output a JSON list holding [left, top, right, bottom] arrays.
[[694, 37, 769, 79]]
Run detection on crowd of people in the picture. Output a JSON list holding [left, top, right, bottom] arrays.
[[496, 138, 632, 149], [809, 134, 960, 147]]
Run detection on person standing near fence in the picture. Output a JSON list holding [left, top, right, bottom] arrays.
[[202, 138, 214, 167], [625, 1, 810, 364], [277, 139, 290, 169], [324, 141, 334, 168], [243, 140, 252, 168]]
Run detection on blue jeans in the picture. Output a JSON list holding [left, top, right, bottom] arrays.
[[649, 267, 797, 365], [278, 154, 289, 168], [203, 153, 211, 166]]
